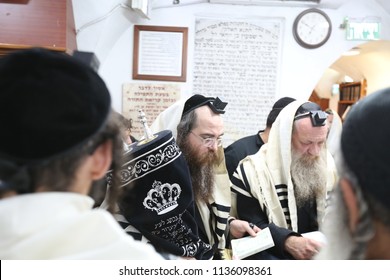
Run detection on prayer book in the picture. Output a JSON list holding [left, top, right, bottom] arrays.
[[231, 227, 274, 259]]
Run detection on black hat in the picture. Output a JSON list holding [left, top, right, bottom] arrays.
[[273, 97, 297, 110], [341, 87, 390, 210], [109, 130, 212, 259], [266, 97, 296, 127], [182, 94, 227, 116], [0, 48, 111, 163]]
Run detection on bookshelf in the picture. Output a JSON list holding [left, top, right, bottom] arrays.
[[338, 79, 367, 118], [309, 90, 329, 111]]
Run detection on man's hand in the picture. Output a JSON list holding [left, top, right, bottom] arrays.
[[284, 235, 322, 260], [230, 219, 261, 238]]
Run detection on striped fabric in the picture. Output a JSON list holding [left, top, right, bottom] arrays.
[[231, 100, 338, 232], [196, 148, 232, 254]]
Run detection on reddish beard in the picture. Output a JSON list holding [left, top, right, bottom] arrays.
[[180, 140, 219, 203]]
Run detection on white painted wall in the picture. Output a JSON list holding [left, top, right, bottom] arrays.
[[72, 0, 390, 114]]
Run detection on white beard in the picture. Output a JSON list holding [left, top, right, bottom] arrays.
[[291, 149, 327, 208]]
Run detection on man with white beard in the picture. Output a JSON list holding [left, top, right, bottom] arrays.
[[316, 87, 390, 260], [231, 101, 338, 260]]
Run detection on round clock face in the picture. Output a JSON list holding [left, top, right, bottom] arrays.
[[293, 8, 332, 49]]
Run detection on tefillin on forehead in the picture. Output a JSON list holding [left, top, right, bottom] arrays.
[[182, 94, 228, 116], [294, 102, 327, 127]]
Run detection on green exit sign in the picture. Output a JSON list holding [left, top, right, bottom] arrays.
[[346, 21, 381, 40]]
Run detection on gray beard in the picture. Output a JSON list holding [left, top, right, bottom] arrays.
[[290, 150, 327, 208]]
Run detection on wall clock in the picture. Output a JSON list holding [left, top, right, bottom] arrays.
[[292, 8, 332, 49]]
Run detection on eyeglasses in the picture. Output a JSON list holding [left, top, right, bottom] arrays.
[[190, 131, 222, 147]]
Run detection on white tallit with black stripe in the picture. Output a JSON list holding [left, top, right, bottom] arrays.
[[195, 146, 231, 251], [232, 100, 338, 231]]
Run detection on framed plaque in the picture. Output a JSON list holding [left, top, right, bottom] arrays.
[[133, 25, 188, 82]]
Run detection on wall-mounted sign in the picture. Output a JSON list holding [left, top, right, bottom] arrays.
[[122, 83, 181, 139], [346, 20, 380, 40]]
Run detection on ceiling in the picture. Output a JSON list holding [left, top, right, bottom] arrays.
[[315, 39, 390, 99], [376, 0, 390, 15], [330, 40, 390, 81]]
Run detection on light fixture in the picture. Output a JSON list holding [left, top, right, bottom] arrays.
[[131, 0, 150, 19], [344, 75, 354, 82], [342, 47, 360, 56]]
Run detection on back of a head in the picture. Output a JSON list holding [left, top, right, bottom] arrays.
[[0, 48, 112, 194], [0, 48, 111, 162], [341, 87, 390, 212], [114, 111, 132, 130], [266, 97, 296, 128]]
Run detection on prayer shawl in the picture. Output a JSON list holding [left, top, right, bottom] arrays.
[[326, 109, 343, 159], [195, 146, 231, 252], [0, 193, 164, 259], [151, 99, 231, 254], [232, 100, 338, 231]]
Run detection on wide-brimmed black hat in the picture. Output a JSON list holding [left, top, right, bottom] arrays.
[[266, 97, 296, 127]]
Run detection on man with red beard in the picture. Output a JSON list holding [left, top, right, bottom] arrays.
[[231, 101, 338, 260], [152, 94, 260, 259]]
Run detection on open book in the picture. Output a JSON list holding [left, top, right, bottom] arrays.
[[231, 227, 274, 260]]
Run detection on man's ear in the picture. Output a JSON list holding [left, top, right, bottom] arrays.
[[90, 140, 113, 180], [340, 178, 359, 233]]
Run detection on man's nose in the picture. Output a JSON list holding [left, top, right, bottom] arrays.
[[208, 141, 219, 152], [308, 144, 320, 156]]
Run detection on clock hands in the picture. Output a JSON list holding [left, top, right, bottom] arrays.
[[301, 21, 316, 35]]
